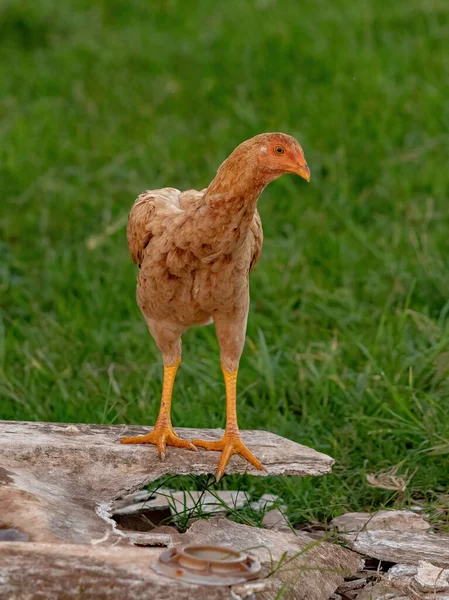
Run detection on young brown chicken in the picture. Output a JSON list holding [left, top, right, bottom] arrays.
[[121, 132, 310, 480]]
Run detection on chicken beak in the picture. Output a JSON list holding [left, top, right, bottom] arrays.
[[294, 163, 311, 182]]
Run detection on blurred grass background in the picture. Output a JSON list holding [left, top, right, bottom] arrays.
[[1, 0, 449, 525]]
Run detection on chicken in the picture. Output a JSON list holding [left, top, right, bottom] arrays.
[[121, 132, 310, 480]]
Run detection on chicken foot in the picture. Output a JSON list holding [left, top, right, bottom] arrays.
[[193, 367, 265, 481], [120, 359, 197, 460]]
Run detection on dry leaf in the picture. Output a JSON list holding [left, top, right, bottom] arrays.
[[366, 464, 416, 493]]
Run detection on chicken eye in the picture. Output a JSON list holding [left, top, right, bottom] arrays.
[[274, 146, 285, 155]]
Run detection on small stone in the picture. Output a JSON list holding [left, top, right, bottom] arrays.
[[357, 582, 409, 600], [250, 493, 285, 512], [261, 509, 292, 533], [339, 529, 449, 567], [63, 425, 80, 434], [415, 560, 449, 592], [385, 564, 416, 593], [331, 509, 430, 534], [387, 563, 417, 581]]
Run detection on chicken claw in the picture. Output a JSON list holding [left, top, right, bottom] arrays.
[[120, 360, 196, 459], [121, 425, 197, 461], [192, 433, 264, 481]]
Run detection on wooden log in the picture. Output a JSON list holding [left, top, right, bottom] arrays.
[[0, 517, 362, 600], [0, 420, 333, 483], [0, 422, 356, 599], [0, 541, 249, 600], [340, 530, 449, 567], [0, 420, 333, 544], [332, 510, 449, 569]]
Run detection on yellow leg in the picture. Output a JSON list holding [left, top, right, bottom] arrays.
[[193, 366, 264, 481], [120, 359, 196, 459]]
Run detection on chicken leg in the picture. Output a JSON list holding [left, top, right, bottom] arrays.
[[120, 320, 196, 458], [193, 312, 264, 481], [193, 366, 264, 480]]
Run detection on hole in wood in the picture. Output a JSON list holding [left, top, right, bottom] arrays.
[[112, 506, 172, 532], [109, 474, 289, 535]]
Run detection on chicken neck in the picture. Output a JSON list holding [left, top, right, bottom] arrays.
[[193, 155, 273, 256]]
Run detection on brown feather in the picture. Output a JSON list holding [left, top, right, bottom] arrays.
[[128, 132, 307, 369]]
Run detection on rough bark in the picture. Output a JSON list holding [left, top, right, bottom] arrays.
[[341, 530, 449, 567], [0, 420, 333, 545], [0, 518, 363, 600], [0, 420, 346, 599], [0, 542, 259, 600], [171, 517, 363, 600]]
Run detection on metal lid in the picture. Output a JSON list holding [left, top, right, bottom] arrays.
[[153, 544, 261, 586]]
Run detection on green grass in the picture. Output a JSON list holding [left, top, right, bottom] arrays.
[[1, 0, 449, 527]]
